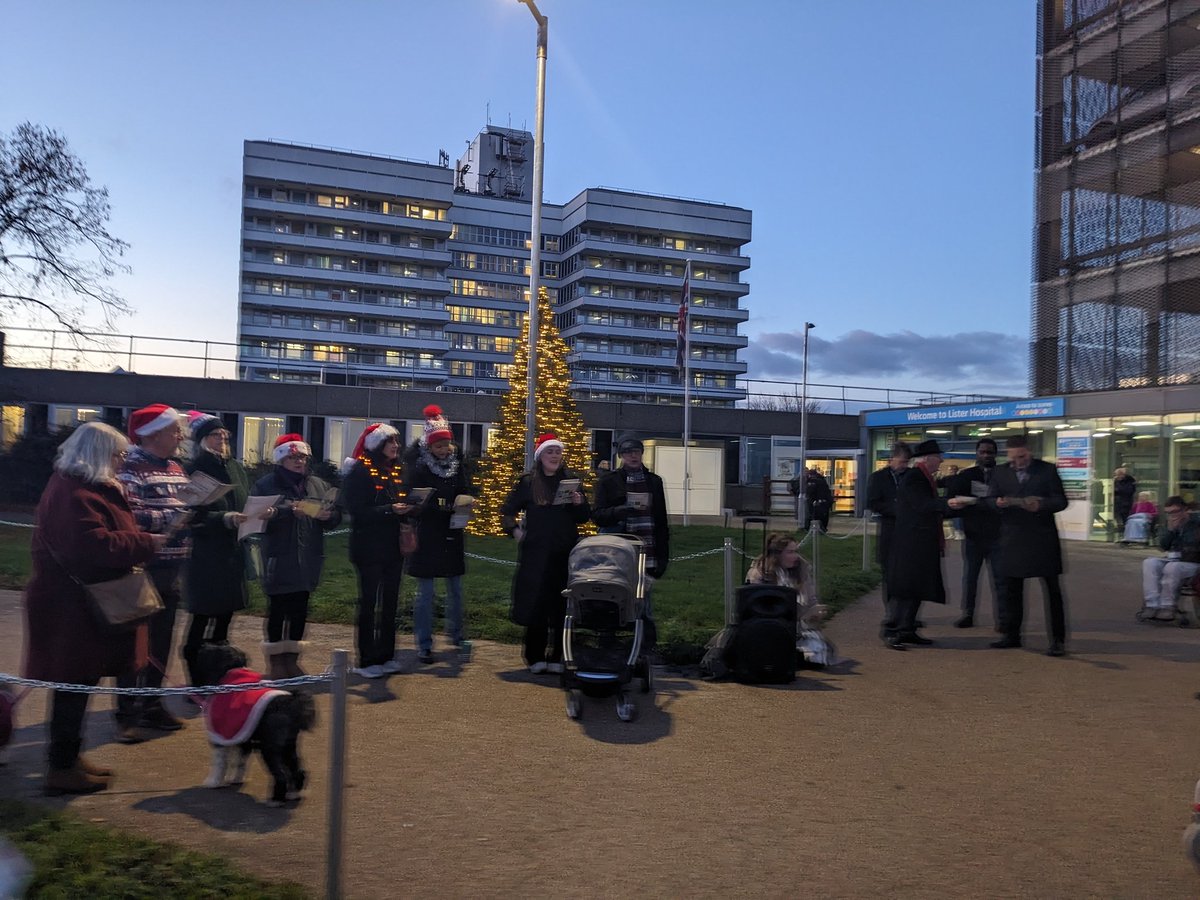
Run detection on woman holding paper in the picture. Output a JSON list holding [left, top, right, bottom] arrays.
[[251, 433, 342, 679], [403, 406, 475, 664], [181, 412, 250, 685], [500, 433, 590, 673], [342, 423, 412, 678]]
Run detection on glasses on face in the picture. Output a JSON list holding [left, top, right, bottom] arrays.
[[284, 453, 310, 463]]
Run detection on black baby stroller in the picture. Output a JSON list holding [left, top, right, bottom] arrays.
[[561, 533, 653, 722]]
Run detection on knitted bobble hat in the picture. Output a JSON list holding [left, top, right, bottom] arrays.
[[421, 405, 453, 446], [188, 410, 224, 444]]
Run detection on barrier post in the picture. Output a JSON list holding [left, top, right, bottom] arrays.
[[326, 649, 349, 900], [811, 522, 821, 599], [862, 513, 870, 572], [723, 537, 735, 625]]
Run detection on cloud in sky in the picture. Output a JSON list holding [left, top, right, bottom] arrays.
[[745, 329, 1029, 397]]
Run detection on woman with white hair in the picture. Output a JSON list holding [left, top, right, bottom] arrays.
[[23, 422, 166, 795]]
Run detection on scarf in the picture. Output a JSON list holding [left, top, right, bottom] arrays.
[[418, 444, 459, 480]]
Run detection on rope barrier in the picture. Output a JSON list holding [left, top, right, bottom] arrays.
[[0, 671, 332, 696]]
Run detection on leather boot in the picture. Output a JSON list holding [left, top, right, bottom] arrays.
[[285, 641, 308, 677], [263, 641, 289, 681], [45, 763, 109, 796]]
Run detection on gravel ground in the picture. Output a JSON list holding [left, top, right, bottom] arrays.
[[2, 539, 1198, 898]]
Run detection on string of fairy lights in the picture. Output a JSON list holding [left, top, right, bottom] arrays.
[[470, 287, 595, 537]]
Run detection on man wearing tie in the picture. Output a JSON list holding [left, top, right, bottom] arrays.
[[945, 438, 1005, 629], [988, 435, 1069, 656]]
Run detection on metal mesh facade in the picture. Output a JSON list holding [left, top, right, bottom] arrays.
[[1033, 0, 1200, 394]]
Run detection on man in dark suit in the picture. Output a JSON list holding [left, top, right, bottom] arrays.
[[945, 438, 1005, 629], [866, 441, 912, 610], [882, 439, 969, 650], [987, 434, 1069, 656]]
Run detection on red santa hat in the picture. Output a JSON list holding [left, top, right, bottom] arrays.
[[533, 432, 564, 462], [128, 403, 180, 442], [342, 422, 399, 473], [272, 433, 311, 464], [421, 405, 453, 446]]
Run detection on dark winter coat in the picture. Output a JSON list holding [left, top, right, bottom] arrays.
[[501, 468, 591, 627], [865, 465, 904, 570], [341, 451, 407, 566], [988, 459, 1068, 579], [23, 472, 159, 684], [184, 451, 250, 616], [888, 466, 952, 605], [252, 468, 342, 594], [591, 464, 670, 578], [402, 442, 474, 579], [944, 464, 1002, 544], [1113, 473, 1137, 523]]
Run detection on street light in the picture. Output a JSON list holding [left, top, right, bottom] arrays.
[[520, 0, 548, 470], [797, 322, 815, 527]]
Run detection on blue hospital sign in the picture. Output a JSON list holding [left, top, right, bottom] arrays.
[[863, 397, 1065, 428]]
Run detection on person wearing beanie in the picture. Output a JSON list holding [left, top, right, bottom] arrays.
[[113, 403, 192, 742], [340, 422, 412, 678], [500, 433, 590, 674], [251, 433, 342, 679], [592, 432, 670, 649], [403, 406, 475, 663], [181, 413, 250, 686]]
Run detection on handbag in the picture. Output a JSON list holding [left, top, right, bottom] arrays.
[[399, 522, 418, 556], [80, 568, 164, 628], [47, 542, 164, 629]]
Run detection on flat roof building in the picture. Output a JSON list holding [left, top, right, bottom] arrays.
[[239, 130, 751, 406]]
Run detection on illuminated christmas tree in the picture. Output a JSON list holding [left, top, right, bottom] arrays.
[[471, 287, 594, 536]]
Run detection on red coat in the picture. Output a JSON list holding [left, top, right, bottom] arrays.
[[23, 472, 159, 684]]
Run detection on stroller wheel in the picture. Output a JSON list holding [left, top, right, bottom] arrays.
[[640, 663, 654, 695], [566, 689, 583, 720], [616, 692, 637, 723]]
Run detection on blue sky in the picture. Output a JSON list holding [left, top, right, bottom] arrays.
[[3, 1, 1036, 397]]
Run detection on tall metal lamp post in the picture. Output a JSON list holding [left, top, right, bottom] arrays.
[[520, 0, 548, 470], [797, 322, 815, 526]]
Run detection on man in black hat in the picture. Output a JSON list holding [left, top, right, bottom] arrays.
[[987, 434, 1069, 656], [882, 439, 969, 650], [593, 434, 670, 646]]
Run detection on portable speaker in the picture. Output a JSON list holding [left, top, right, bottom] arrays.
[[731, 585, 798, 684]]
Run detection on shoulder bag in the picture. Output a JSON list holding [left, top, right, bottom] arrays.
[[47, 542, 163, 629]]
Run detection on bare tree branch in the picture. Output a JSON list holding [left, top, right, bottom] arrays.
[[0, 122, 131, 331], [745, 393, 827, 413]]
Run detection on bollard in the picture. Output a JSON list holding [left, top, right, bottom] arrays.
[[811, 521, 821, 598], [326, 649, 349, 900], [723, 537, 735, 626], [862, 513, 870, 572]]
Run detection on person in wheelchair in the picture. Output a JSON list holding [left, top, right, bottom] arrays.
[[1140, 497, 1200, 621]]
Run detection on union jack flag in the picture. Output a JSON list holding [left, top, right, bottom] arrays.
[[675, 267, 690, 373]]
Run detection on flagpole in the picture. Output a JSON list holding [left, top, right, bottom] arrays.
[[682, 259, 692, 527]]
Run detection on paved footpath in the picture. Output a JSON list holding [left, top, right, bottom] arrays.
[[2, 540, 1199, 898]]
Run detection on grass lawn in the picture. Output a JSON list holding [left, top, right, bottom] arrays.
[[0, 524, 880, 664], [0, 799, 308, 898]]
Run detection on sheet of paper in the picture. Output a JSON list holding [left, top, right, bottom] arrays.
[[176, 471, 234, 507], [294, 498, 324, 517], [970, 481, 989, 498], [627, 492, 651, 511], [953, 496, 978, 505], [453, 494, 476, 509], [553, 479, 581, 505], [407, 487, 435, 506], [239, 494, 280, 540]]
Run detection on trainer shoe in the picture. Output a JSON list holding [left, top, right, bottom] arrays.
[[954, 615, 974, 629], [529, 661, 548, 674], [115, 724, 148, 744], [140, 707, 185, 732], [354, 664, 386, 679], [417, 650, 434, 665], [381, 658, 403, 674]]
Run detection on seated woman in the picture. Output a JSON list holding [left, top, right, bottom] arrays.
[[745, 532, 836, 667], [1124, 491, 1159, 546]]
